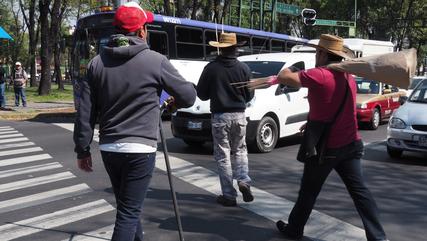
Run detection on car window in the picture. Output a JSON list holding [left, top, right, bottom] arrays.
[[355, 77, 380, 94], [409, 80, 427, 103], [408, 78, 427, 89], [242, 61, 285, 78]]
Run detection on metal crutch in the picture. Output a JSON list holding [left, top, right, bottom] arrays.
[[159, 99, 185, 241]]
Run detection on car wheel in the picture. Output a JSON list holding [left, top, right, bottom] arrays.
[[368, 108, 381, 130], [387, 145, 403, 158], [183, 139, 205, 147], [248, 116, 278, 153]]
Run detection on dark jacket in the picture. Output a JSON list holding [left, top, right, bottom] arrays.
[[74, 35, 196, 158], [196, 55, 253, 113]]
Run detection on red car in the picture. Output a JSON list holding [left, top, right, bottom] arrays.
[[355, 77, 406, 130]]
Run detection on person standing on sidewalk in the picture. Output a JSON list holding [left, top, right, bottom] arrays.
[[73, 2, 196, 240], [252, 34, 388, 241], [197, 32, 254, 207], [0, 61, 6, 109], [12, 62, 27, 107]]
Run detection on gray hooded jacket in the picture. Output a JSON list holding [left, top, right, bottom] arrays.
[[74, 35, 196, 158]]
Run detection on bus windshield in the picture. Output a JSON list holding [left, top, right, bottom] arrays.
[[242, 61, 285, 78]]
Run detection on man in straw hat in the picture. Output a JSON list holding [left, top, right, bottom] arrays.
[[253, 34, 388, 240], [73, 2, 196, 240], [197, 32, 254, 207]]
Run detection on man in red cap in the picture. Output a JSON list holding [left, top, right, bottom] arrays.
[[73, 2, 196, 240]]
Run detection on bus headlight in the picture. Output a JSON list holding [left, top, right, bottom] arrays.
[[389, 117, 406, 129]]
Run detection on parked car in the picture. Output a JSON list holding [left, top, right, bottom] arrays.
[[355, 77, 406, 130], [387, 78, 427, 158], [171, 52, 315, 153]]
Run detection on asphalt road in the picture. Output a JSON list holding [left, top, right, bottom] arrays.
[[0, 119, 426, 241]]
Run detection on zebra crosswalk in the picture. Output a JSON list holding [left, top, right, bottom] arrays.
[[0, 126, 115, 241]]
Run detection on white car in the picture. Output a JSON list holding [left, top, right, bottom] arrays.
[[406, 76, 427, 97], [387, 78, 427, 157], [171, 52, 315, 153]]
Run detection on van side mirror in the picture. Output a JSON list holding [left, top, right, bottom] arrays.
[[275, 84, 300, 95], [399, 95, 408, 105]]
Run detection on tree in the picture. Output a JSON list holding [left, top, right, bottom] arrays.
[[38, 0, 51, 95], [50, 0, 68, 90]]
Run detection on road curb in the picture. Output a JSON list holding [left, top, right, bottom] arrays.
[[0, 108, 76, 121]]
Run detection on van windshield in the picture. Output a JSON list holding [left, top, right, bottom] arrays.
[[242, 61, 285, 78]]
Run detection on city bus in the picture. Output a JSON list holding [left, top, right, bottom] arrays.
[[71, 8, 308, 104]]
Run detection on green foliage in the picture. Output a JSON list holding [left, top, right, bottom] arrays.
[[4, 84, 74, 103]]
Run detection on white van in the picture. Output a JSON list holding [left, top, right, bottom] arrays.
[[170, 52, 316, 153]]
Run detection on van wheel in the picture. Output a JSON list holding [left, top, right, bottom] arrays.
[[368, 108, 381, 130], [249, 116, 278, 153], [387, 145, 402, 158], [183, 139, 205, 147]]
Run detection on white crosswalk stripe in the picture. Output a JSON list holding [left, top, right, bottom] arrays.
[[0, 162, 62, 179], [0, 126, 12, 129], [0, 171, 75, 193], [0, 200, 115, 240], [0, 153, 52, 167], [0, 141, 35, 150], [0, 137, 29, 144], [0, 133, 24, 139], [0, 146, 43, 157], [0, 184, 92, 214], [61, 224, 114, 241], [0, 126, 116, 240]]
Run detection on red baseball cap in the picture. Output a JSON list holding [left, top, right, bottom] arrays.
[[113, 2, 154, 33]]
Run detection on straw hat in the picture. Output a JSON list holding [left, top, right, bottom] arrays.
[[308, 34, 355, 59], [209, 32, 246, 48]]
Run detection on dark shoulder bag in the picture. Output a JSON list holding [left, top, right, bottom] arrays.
[[297, 77, 349, 164]]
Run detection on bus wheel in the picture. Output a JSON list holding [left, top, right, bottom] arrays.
[[368, 108, 381, 130], [249, 116, 278, 153]]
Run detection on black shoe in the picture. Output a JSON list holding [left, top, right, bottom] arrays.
[[238, 181, 254, 202], [276, 220, 303, 240], [216, 195, 237, 207]]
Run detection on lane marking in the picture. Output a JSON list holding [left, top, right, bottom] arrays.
[[55, 123, 366, 241], [0, 142, 35, 150], [0, 200, 115, 240], [0, 171, 75, 193], [0, 147, 43, 157], [0, 154, 52, 167], [0, 162, 62, 179], [0, 137, 29, 144], [0, 184, 92, 214], [0, 131, 19, 135], [0, 134, 24, 139], [61, 224, 114, 241]]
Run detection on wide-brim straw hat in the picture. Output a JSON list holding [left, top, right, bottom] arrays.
[[307, 34, 355, 59], [209, 32, 247, 48]]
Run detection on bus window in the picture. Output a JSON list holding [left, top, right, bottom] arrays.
[[252, 37, 270, 54], [237, 34, 251, 56], [176, 26, 203, 59], [271, 39, 286, 52], [204, 30, 219, 60], [286, 41, 298, 52], [148, 31, 169, 57]]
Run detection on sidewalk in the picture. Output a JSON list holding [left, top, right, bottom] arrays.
[[0, 101, 75, 120]]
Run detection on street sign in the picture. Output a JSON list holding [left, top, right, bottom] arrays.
[[276, 3, 300, 16], [316, 19, 356, 27]]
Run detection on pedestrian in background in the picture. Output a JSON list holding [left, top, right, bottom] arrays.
[[73, 2, 196, 240], [197, 32, 254, 207], [12, 62, 27, 107], [252, 34, 388, 241], [0, 60, 6, 109]]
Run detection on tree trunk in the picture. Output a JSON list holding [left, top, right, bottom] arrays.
[[38, 0, 51, 96], [191, 0, 199, 19], [163, 0, 171, 16]]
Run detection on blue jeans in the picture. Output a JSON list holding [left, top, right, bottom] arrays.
[[14, 87, 26, 107], [212, 112, 251, 199], [287, 140, 387, 241], [101, 151, 156, 241], [0, 82, 5, 107]]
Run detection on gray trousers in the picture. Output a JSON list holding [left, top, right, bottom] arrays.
[[212, 112, 251, 199]]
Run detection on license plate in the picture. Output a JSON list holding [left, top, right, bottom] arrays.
[[187, 121, 202, 130], [419, 136, 427, 147]]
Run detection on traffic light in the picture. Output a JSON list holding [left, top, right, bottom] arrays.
[[301, 8, 316, 26]]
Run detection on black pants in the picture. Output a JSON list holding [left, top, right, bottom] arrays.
[[287, 140, 387, 241], [101, 151, 156, 241]]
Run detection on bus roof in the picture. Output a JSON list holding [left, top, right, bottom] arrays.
[[76, 11, 308, 43]]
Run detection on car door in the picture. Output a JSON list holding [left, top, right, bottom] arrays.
[[381, 83, 394, 118]]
